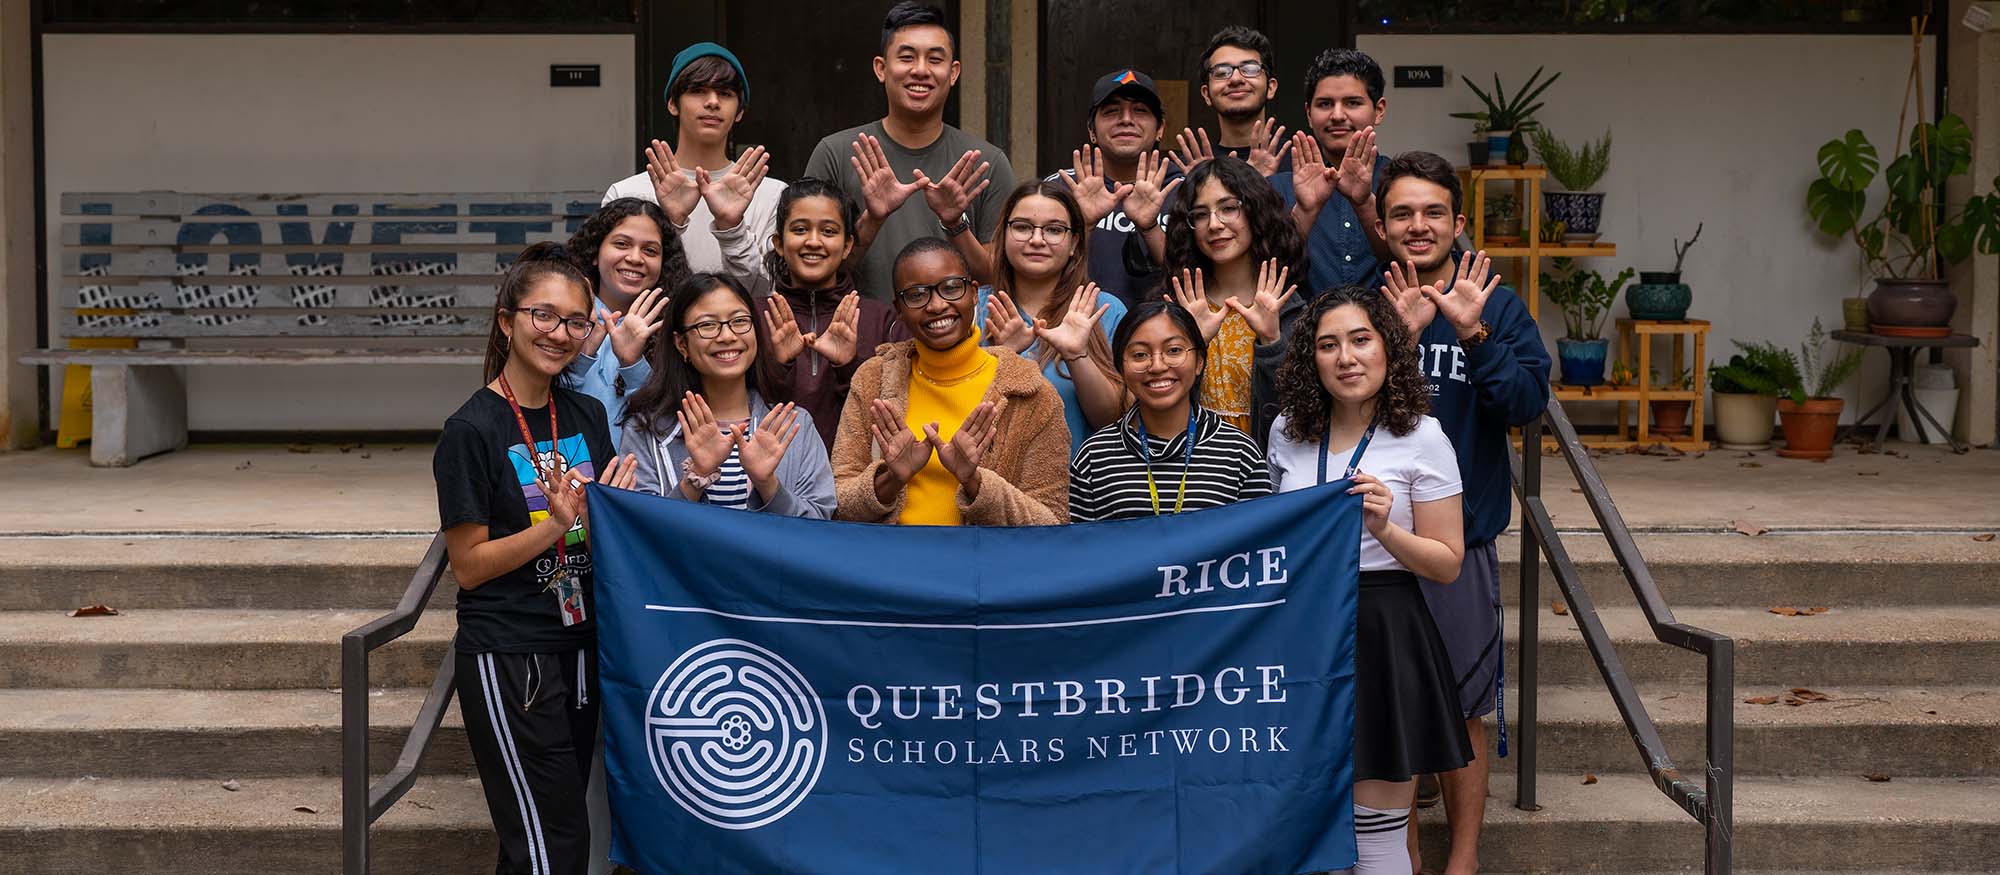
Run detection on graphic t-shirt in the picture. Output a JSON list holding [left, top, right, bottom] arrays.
[[434, 386, 616, 653], [1041, 168, 1182, 307]]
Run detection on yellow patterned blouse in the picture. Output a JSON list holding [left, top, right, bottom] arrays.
[[1199, 308, 1256, 435]]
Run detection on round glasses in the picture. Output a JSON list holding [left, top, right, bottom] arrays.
[[507, 306, 593, 340], [894, 275, 975, 310], [681, 315, 755, 339]]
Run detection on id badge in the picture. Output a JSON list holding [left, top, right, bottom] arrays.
[[549, 566, 588, 627]]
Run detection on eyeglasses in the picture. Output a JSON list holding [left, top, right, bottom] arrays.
[[1184, 200, 1244, 228], [1204, 61, 1266, 81], [681, 315, 755, 339], [1005, 220, 1073, 244], [894, 275, 975, 310], [1123, 344, 1195, 368], [507, 306, 593, 340]]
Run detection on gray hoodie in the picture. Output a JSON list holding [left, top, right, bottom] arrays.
[[619, 391, 836, 519]]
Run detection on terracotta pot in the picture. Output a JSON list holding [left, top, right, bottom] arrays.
[[1649, 400, 1691, 437], [1713, 392, 1776, 450], [1866, 277, 1955, 335], [1776, 397, 1844, 460]]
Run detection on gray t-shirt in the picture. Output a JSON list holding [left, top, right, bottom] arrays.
[[803, 120, 1016, 300]]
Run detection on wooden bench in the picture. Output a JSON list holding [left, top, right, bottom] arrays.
[[19, 191, 600, 465]]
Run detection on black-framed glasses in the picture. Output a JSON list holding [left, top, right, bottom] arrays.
[[1005, 220, 1073, 244], [507, 306, 593, 340], [1123, 344, 1195, 368], [1204, 61, 1266, 81], [681, 315, 755, 339], [894, 275, 975, 310]]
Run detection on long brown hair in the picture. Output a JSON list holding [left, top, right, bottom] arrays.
[[986, 181, 1117, 383], [481, 242, 594, 383], [620, 272, 789, 434], [1275, 285, 1429, 442]]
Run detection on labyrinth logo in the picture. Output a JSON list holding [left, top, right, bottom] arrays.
[[645, 638, 826, 830]]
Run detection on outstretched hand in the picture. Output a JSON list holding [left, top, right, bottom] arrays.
[[1422, 250, 1500, 339], [1122, 149, 1183, 233], [1060, 146, 1130, 226], [1221, 258, 1298, 345], [921, 149, 994, 226], [1033, 283, 1110, 361], [645, 139, 700, 226], [926, 401, 998, 491], [869, 398, 932, 485], [849, 133, 926, 221], [599, 287, 669, 368], [1381, 260, 1440, 337], [1168, 268, 1226, 342], [1245, 116, 1292, 177], [700, 145, 770, 231]]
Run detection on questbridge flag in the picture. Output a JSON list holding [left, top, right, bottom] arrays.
[[588, 483, 1362, 874]]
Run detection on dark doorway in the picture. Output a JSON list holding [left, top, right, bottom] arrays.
[[638, 0, 962, 182]]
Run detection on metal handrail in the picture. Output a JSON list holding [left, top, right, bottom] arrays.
[[342, 533, 458, 875], [1512, 398, 1735, 873]]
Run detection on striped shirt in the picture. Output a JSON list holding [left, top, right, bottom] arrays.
[[705, 422, 752, 510], [1068, 407, 1273, 522]]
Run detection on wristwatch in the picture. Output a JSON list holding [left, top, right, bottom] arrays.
[[1461, 320, 1492, 349], [939, 213, 973, 237]]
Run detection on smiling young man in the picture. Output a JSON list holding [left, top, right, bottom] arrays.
[[1044, 68, 1180, 307], [1270, 48, 1393, 297], [1375, 150, 1551, 875], [804, 2, 1016, 302], [1195, 26, 1291, 176]]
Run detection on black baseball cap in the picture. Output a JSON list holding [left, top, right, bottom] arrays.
[[1089, 69, 1163, 118]]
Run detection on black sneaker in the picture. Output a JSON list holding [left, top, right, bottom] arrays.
[[1414, 773, 1443, 808]]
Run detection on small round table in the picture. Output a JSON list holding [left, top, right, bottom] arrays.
[[1831, 330, 1979, 452]]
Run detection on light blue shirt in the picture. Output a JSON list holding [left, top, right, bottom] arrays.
[[974, 285, 1127, 456], [559, 302, 652, 450]]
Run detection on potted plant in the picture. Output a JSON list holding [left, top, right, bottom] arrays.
[[1647, 367, 1694, 437], [1450, 67, 1559, 170], [1541, 256, 1634, 387], [1608, 359, 1636, 388], [1629, 222, 1701, 321], [1530, 126, 1611, 241], [1485, 194, 1521, 243], [1467, 115, 1492, 167], [1710, 347, 1788, 450], [1746, 319, 1864, 459]]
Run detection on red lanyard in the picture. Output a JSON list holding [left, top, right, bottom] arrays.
[[497, 373, 567, 566]]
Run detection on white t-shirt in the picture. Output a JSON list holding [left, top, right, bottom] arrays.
[[602, 171, 786, 296], [1267, 413, 1463, 572]]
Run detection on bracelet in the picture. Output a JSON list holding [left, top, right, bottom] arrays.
[[680, 457, 722, 492]]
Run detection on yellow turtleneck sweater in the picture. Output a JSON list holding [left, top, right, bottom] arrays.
[[900, 328, 998, 525]]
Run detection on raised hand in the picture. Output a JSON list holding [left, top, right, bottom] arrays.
[[1033, 283, 1110, 361], [849, 133, 926, 220], [983, 289, 1036, 353], [1169, 268, 1226, 341], [700, 145, 770, 231], [675, 391, 736, 483], [801, 291, 862, 366], [646, 139, 700, 226], [1381, 260, 1440, 337], [592, 453, 640, 493], [600, 286, 669, 367], [1347, 471, 1393, 537], [1421, 250, 1501, 338], [1245, 117, 1292, 177], [1335, 127, 1379, 206], [1060, 146, 1129, 226], [1122, 150, 1183, 233], [760, 295, 807, 365], [921, 149, 994, 226], [1222, 258, 1299, 344], [1170, 127, 1217, 174], [869, 398, 933, 484], [737, 402, 802, 493], [1288, 131, 1338, 215], [926, 401, 997, 488], [540, 465, 591, 530]]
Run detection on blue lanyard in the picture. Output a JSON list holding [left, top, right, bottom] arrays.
[[1134, 405, 1199, 516], [1317, 417, 1379, 485]]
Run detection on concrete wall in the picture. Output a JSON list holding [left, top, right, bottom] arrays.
[[1359, 34, 1936, 425], [41, 34, 635, 431], [1, 0, 35, 449], [1946, 0, 1999, 447]]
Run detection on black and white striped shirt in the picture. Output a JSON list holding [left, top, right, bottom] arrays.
[[1069, 407, 1273, 522]]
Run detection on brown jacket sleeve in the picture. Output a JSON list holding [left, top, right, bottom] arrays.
[[957, 379, 1071, 527], [831, 356, 903, 522]]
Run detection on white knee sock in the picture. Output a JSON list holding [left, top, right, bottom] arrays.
[[1353, 803, 1413, 875]]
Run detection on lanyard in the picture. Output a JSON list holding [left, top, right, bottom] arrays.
[[1317, 416, 1379, 485], [497, 373, 567, 567], [1135, 406, 1198, 516]]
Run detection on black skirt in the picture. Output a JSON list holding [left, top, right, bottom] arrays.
[[1353, 569, 1476, 782]]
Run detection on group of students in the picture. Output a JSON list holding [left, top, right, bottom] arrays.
[[431, 4, 1553, 874]]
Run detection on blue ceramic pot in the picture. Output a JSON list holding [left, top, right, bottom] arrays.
[[1557, 337, 1610, 387], [1627, 282, 1692, 321], [1543, 192, 1606, 236], [1487, 131, 1513, 158]]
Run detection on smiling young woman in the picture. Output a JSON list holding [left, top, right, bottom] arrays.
[[560, 198, 691, 445]]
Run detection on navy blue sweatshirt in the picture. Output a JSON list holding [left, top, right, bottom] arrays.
[[1416, 281, 1551, 548]]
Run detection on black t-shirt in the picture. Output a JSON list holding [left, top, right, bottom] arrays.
[[1043, 168, 1183, 308], [434, 386, 616, 654]]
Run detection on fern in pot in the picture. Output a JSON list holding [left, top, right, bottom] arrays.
[[1729, 320, 1863, 459], [1531, 126, 1611, 241], [1709, 344, 1789, 450], [1541, 256, 1633, 387]]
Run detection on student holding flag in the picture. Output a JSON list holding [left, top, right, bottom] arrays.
[[1267, 285, 1472, 875], [1068, 299, 1271, 521]]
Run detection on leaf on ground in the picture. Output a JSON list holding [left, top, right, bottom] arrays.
[[1581, 773, 1598, 785], [1784, 687, 1835, 706], [1551, 600, 1569, 616], [1743, 695, 1780, 705], [1857, 471, 1881, 476], [1768, 606, 1829, 617], [1922, 708, 1938, 715], [1861, 773, 1892, 782], [1731, 519, 1769, 537], [337, 442, 362, 454], [66, 604, 119, 617], [1975, 533, 1996, 543], [292, 805, 320, 814], [1739, 461, 1763, 468], [221, 780, 242, 791], [286, 444, 313, 454], [359, 452, 373, 460]]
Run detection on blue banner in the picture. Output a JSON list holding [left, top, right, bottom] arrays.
[[588, 483, 1361, 874]]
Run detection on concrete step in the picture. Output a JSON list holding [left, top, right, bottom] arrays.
[[1, 773, 1991, 873], [1507, 605, 2000, 687], [0, 536, 446, 612], [0, 608, 455, 689], [1494, 533, 2000, 608], [1512, 684, 2000, 778], [0, 688, 473, 778]]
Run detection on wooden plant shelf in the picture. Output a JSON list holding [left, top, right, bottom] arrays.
[[1545, 319, 1714, 450], [1554, 385, 1700, 401], [1456, 165, 1618, 321]]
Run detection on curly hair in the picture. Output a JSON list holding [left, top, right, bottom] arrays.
[[566, 197, 690, 303], [1163, 157, 1306, 288], [1275, 284, 1429, 444]]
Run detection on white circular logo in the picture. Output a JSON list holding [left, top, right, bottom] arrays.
[[645, 638, 827, 830]]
